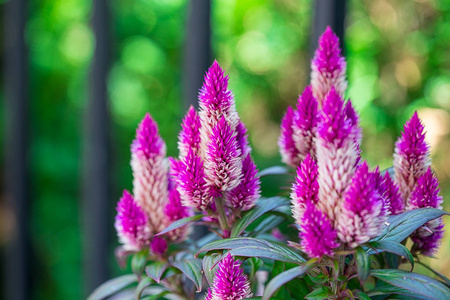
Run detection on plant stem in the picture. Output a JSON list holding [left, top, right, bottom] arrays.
[[215, 197, 229, 233]]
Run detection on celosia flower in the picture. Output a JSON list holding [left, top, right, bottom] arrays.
[[150, 236, 168, 256], [292, 86, 319, 161], [207, 253, 252, 300], [236, 121, 252, 158], [316, 88, 359, 223], [373, 167, 390, 217], [383, 172, 404, 215], [311, 26, 347, 106], [164, 180, 192, 241], [170, 150, 214, 210], [178, 106, 201, 159], [131, 113, 168, 233], [225, 154, 260, 211], [393, 111, 431, 205], [344, 100, 362, 148], [198, 60, 239, 155], [279, 106, 300, 167], [115, 190, 151, 251], [337, 162, 385, 248], [300, 202, 339, 258], [204, 116, 242, 192], [409, 168, 444, 255], [291, 154, 319, 225]]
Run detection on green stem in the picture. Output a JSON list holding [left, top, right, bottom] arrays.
[[215, 197, 229, 233]]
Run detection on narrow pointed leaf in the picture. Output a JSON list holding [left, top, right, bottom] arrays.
[[131, 252, 147, 278], [134, 276, 152, 300], [366, 283, 428, 299], [155, 215, 203, 236], [145, 261, 168, 283], [355, 247, 370, 283], [171, 259, 203, 292], [368, 241, 414, 270], [305, 286, 333, 300], [202, 253, 221, 285], [258, 166, 289, 177], [87, 274, 137, 300]]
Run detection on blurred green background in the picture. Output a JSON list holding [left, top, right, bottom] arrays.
[[1, 0, 450, 299]]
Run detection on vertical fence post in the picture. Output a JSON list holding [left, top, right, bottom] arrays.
[[3, 0, 30, 299], [82, 0, 111, 296], [183, 0, 211, 110]]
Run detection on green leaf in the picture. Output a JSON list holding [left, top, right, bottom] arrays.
[[197, 237, 305, 263], [262, 259, 316, 300], [87, 274, 137, 300], [145, 261, 168, 283], [366, 284, 428, 299], [171, 259, 203, 292], [370, 269, 450, 300], [353, 289, 371, 300], [132, 252, 147, 278], [140, 291, 170, 300], [258, 166, 289, 177], [202, 252, 221, 285], [248, 257, 264, 279], [374, 208, 449, 243], [416, 261, 450, 287], [231, 197, 289, 237], [355, 247, 370, 283], [368, 241, 414, 270], [308, 273, 328, 284], [134, 276, 152, 300], [155, 215, 203, 237], [305, 286, 333, 300]]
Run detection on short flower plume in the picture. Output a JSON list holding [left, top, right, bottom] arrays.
[[115, 190, 151, 252], [337, 162, 385, 248], [178, 106, 201, 159], [131, 113, 168, 233], [279, 106, 300, 167], [383, 172, 404, 215], [409, 168, 444, 256], [163, 180, 192, 241], [393, 111, 431, 206], [207, 253, 252, 300], [311, 26, 347, 106]]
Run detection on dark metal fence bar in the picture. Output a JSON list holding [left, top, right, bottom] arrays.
[[3, 0, 30, 299], [183, 0, 211, 110], [82, 0, 112, 296]]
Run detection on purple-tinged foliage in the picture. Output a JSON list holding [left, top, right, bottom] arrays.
[[300, 202, 339, 258], [163, 181, 192, 241], [393, 111, 431, 205], [226, 154, 260, 211], [311, 26, 347, 106], [115, 190, 150, 252], [383, 172, 404, 215], [316, 88, 359, 223], [150, 236, 168, 256], [207, 253, 252, 300], [204, 117, 242, 192], [292, 86, 319, 161], [291, 154, 319, 225], [279, 106, 300, 167], [337, 162, 385, 248], [131, 113, 168, 233], [178, 106, 201, 159]]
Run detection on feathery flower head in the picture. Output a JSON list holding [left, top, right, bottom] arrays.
[[292, 86, 319, 160], [236, 121, 252, 158], [316, 88, 359, 223], [300, 202, 339, 258], [311, 26, 347, 106], [131, 113, 166, 160], [279, 106, 300, 167], [225, 154, 260, 211], [411, 220, 444, 256], [115, 190, 151, 252], [373, 167, 390, 217], [291, 154, 319, 225], [178, 106, 201, 159], [344, 100, 362, 146], [393, 111, 431, 204], [150, 236, 168, 256], [383, 172, 404, 215], [170, 151, 214, 211], [208, 253, 252, 300], [204, 116, 242, 192], [337, 162, 385, 248], [163, 181, 192, 241]]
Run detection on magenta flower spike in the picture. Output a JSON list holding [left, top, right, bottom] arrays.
[[292, 86, 319, 161], [207, 253, 252, 300], [383, 172, 404, 215], [409, 168, 444, 255], [373, 167, 390, 217], [204, 116, 242, 192], [300, 202, 339, 258], [393, 111, 431, 205], [279, 106, 300, 167], [337, 162, 385, 248], [170, 150, 214, 211], [115, 190, 151, 252], [236, 121, 252, 158], [178, 106, 201, 159], [344, 100, 362, 147], [198, 60, 239, 155], [225, 154, 260, 211], [150, 236, 168, 256], [163, 181, 192, 241], [291, 154, 319, 225], [311, 26, 347, 106], [131, 113, 168, 233], [316, 88, 359, 224]]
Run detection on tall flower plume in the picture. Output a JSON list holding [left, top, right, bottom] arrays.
[[279, 106, 300, 167], [291, 154, 319, 225], [316, 88, 359, 224], [393, 111, 431, 205], [409, 168, 444, 255], [131, 113, 168, 233], [178, 105, 201, 159], [115, 190, 151, 251], [311, 26, 347, 106], [207, 253, 252, 300], [337, 162, 385, 248]]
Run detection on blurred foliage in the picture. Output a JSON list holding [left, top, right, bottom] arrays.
[[1, 0, 450, 299]]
